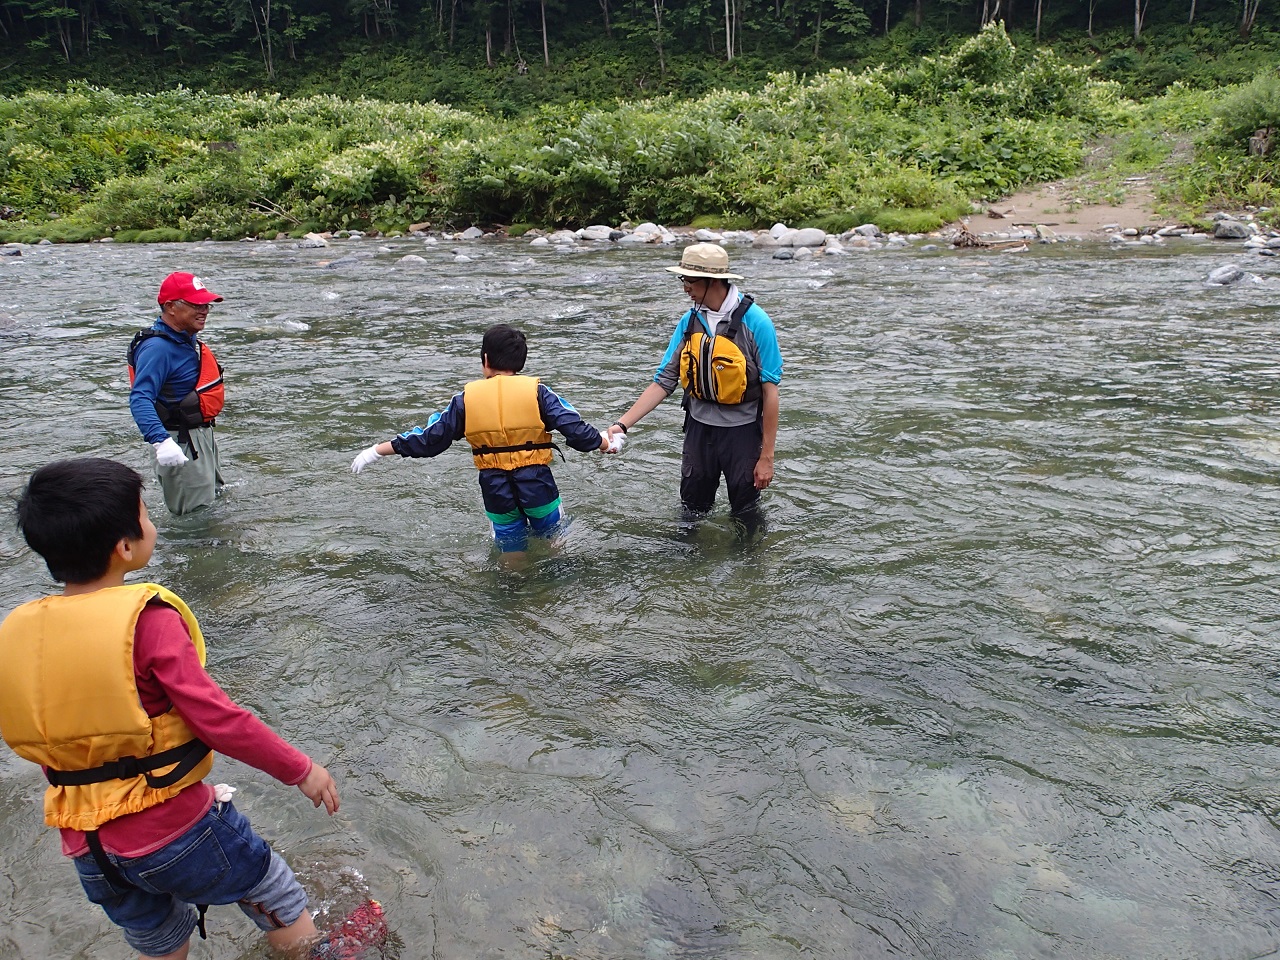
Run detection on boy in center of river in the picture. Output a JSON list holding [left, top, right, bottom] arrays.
[[351, 323, 619, 558]]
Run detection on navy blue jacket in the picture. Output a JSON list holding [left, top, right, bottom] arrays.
[[391, 382, 603, 460]]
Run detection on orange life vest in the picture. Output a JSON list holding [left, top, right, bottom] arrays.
[[127, 330, 225, 427], [0, 584, 213, 832], [463, 376, 555, 470]]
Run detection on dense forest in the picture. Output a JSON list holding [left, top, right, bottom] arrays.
[[2, 2, 1279, 240], [2, 0, 1279, 107]]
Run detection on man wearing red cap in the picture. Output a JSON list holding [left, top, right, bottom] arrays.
[[126, 272, 228, 515]]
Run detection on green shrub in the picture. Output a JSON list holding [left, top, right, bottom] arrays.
[[1213, 71, 1280, 150]]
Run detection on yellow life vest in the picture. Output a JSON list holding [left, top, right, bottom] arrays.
[[678, 294, 762, 407], [0, 584, 214, 832], [463, 375, 555, 470]]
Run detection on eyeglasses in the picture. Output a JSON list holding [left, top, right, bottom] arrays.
[[677, 275, 704, 285], [179, 300, 211, 311]]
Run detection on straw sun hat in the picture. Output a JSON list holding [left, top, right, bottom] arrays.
[[665, 242, 743, 281]]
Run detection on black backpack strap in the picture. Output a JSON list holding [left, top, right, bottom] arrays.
[[726, 294, 754, 336], [126, 329, 157, 368]]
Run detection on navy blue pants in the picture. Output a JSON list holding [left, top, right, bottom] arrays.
[[680, 418, 762, 516]]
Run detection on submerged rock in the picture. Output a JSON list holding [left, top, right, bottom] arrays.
[[1207, 264, 1245, 285]]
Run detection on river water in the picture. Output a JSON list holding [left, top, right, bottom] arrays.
[[0, 236, 1278, 959]]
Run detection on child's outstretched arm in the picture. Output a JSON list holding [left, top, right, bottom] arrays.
[[350, 393, 467, 473], [351, 441, 394, 473]]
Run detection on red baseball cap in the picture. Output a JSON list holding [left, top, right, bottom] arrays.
[[157, 272, 223, 306]]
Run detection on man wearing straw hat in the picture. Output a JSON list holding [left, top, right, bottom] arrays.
[[607, 243, 782, 529]]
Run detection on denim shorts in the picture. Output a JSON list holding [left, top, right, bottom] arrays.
[[74, 800, 309, 956]]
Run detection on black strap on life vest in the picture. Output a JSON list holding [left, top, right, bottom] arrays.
[[82, 831, 211, 939], [471, 440, 565, 462], [45, 738, 211, 789], [84, 829, 129, 889], [685, 294, 754, 345], [65, 738, 213, 936]]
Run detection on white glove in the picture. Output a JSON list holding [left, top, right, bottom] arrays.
[[213, 783, 237, 803], [606, 432, 626, 454], [153, 437, 188, 467], [351, 445, 384, 474]]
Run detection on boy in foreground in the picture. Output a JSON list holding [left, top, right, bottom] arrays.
[[0, 458, 344, 958], [351, 323, 621, 559]]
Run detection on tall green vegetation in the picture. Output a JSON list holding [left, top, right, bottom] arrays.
[[0, 25, 1133, 240]]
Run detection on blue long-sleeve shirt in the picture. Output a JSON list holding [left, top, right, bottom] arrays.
[[128, 319, 202, 444], [391, 381, 603, 460]]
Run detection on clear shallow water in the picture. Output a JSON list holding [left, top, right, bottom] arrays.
[[0, 237, 1278, 959]]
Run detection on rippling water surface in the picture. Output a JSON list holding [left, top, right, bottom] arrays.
[[1, 237, 1278, 959]]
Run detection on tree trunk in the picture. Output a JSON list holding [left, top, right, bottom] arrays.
[[1035, 0, 1042, 41], [598, 0, 611, 37], [263, 0, 273, 78], [1188, 0, 1196, 23], [540, 0, 549, 65], [884, 0, 890, 34], [724, 0, 733, 60], [914, 0, 923, 27], [1241, 0, 1262, 37], [813, 0, 821, 57], [1134, 0, 1147, 40], [653, 0, 666, 75]]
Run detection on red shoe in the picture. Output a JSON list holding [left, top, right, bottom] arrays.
[[311, 900, 388, 959]]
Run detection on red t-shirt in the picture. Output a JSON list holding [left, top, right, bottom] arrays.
[[59, 601, 312, 858]]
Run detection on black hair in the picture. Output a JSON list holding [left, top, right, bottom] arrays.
[[481, 324, 528, 373], [15, 459, 145, 584]]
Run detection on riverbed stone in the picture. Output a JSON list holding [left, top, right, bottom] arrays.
[[632, 222, 663, 237], [769, 222, 791, 239], [772, 248, 794, 260], [459, 226, 485, 240], [0, 245, 21, 256], [398, 254, 427, 265], [792, 246, 814, 260], [298, 233, 329, 248], [617, 233, 650, 245], [1207, 264, 1245, 285], [791, 227, 827, 247], [579, 225, 614, 241], [752, 234, 779, 248], [529, 236, 550, 246], [853, 223, 882, 237], [1214, 220, 1251, 239], [694, 228, 724, 242], [774, 228, 800, 246], [547, 230, 578, 245]]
